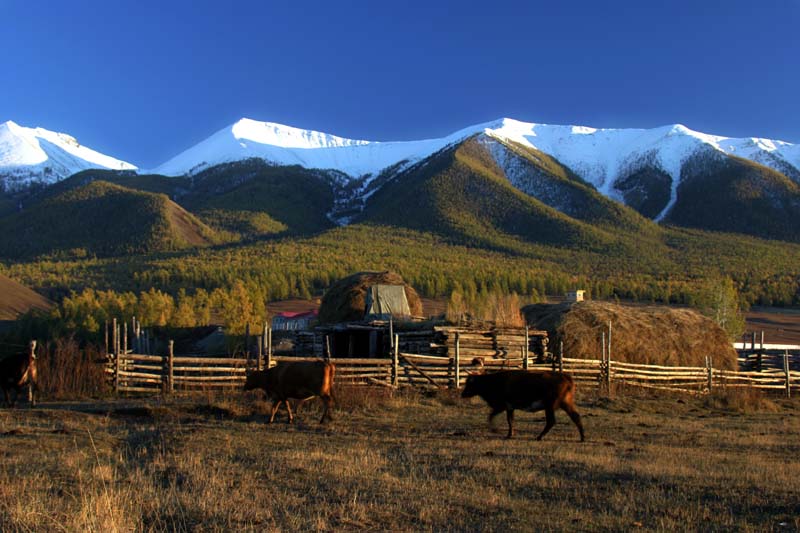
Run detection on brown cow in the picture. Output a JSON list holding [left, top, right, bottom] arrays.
[[244, 360, 335, 424], [0, 349, 38, 408], [461, 370, 584, 441]]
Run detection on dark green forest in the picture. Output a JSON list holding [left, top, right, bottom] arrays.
[[2, 138, 800, 340]]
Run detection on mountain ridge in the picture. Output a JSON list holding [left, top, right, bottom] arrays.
[[3, 116, 800, 242]]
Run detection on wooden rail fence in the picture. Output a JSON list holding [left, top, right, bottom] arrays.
[[105, 335, 799, 397]]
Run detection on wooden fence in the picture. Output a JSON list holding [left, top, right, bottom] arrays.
[[105, 336, 799, 397]]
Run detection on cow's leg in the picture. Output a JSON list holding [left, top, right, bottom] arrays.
[[284, 400, 294, 423], [505, 408, 515, 439], [28, 381, 36, 408], [487, 407, 504, 433], [1, 387, 9, 407], [561, 403, 584, 442], [319, 394, 333, 424], [268, 400, 281, 423], [293, 398, 306, 415], [536, 407, 556, 441], [8, 388, 18, 409]]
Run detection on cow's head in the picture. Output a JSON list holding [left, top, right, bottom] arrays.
[[461, 373, 482, 398], [243, 370, 266, 392]]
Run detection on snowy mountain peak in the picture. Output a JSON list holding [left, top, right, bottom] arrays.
[[230, 118, 370, 150], [0, 120, 136, 192]]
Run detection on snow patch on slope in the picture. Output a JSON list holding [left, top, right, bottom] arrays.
[[0, 120, 136, 191]]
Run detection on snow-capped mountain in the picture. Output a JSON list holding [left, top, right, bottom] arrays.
[[0, 120, 136, 191], [3, 116, 799, 231], [152, 117, 800, 222], [152, 118, 495, 178]]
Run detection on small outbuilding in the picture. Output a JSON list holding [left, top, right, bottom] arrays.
[[565, 290, 585, 303], [317, 271, 423, 324], [272, 310, 318, 331]]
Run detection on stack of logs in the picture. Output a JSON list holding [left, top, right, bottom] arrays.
[[431, 326, 548, 361], [293, 325, 548, 361]]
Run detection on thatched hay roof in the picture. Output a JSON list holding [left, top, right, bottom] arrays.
[[523, 301, 738, 370], [318, 271, 423, 324]]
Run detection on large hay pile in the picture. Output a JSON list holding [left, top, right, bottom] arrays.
[[523, 301, 738, 370], [318, 271, 423, 324]]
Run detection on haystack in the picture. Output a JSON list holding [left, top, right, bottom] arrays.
[[318, 271, 423, 324], [523, 301, 738, 370]]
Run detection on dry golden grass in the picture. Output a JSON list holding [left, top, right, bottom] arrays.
[[525, 301, 740, 369], [0, 385, 798, 531]]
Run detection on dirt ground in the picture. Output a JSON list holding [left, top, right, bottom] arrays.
[[745, 307, 800, 345]]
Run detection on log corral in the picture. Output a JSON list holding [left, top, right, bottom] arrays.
[[293, 324, 548, 362]]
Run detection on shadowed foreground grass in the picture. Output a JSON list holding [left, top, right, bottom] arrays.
[[0, 386, 798, 531]]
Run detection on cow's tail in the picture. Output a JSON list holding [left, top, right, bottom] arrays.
[[561, 372, 577, 401], [324, 362, 336, 397]]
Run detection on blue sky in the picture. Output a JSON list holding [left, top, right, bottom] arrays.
[[3, 0, 798, 168]]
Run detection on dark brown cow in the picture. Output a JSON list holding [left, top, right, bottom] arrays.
[[244, 360, 335, 424], [461, 370, 584, 441], [0, 350, 38, 408]]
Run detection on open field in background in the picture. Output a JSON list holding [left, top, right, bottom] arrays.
[[746, 307, 800, 346], [0, 386, 798, 531]]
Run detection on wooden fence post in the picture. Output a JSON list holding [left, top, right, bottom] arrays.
[[245, 323, 250, 359], [453, 332, 460, 388], [167, 340, 174, 395], [123, 321, 128, 354], [112, 318, 117, 360], [706, 356, 713, 393], [601, 331, 607, 388], [785, 350, 791, 399], [114, 332, 120, 395], [523, 326, 529, 370], [325, 335, 332, 361], [606, 322, 612, 391], [392, 334, 399, 387], [261, 322, 268, 370], [104, 320, 109, 354], [256, 335, 262, 373], [131, 317, 137, 352], [266, 323, 273, 369], [28, 340, 36, 404], [558, 340, 563, 373]]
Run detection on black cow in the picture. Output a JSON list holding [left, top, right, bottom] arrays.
[[462, 370, 584, 441]]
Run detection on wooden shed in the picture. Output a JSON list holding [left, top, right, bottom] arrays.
[[294, 322, 548, 361]]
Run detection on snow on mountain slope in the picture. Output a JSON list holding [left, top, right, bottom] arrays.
[[5, 115, 798, 225], [153, 118, 799, 209], [484, 120, 800, 221], [153, 118, 492, 178], [0, 120, 136, 191]]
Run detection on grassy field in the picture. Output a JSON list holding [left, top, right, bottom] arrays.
[[0, 386, 798, 532]]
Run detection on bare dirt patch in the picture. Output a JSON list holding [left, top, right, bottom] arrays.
[[746, 306, 800, 345]]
